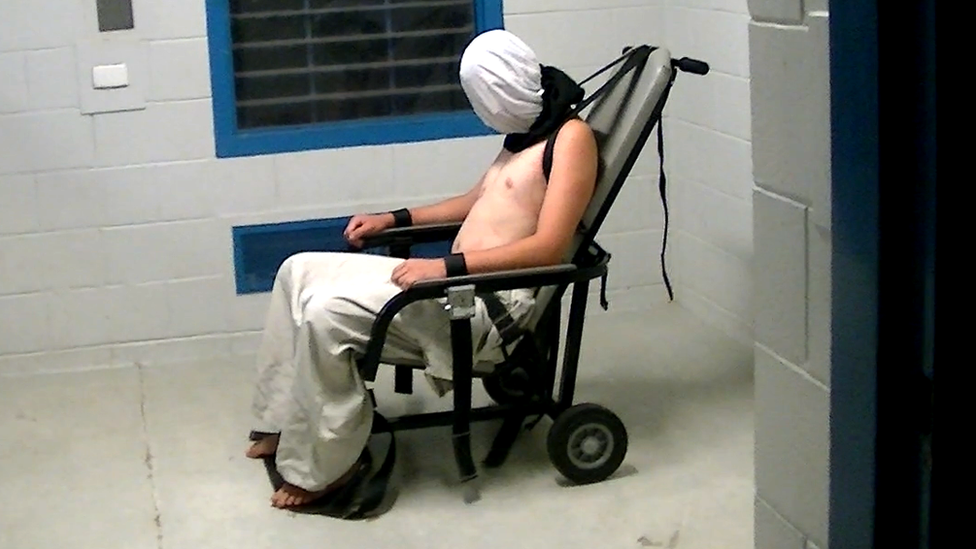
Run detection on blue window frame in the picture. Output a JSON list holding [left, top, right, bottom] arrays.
[[205, 0, 504, 158]]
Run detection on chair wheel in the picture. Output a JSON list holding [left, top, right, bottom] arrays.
[[482, 367, 533, 405], [547, 404, 628, 485]]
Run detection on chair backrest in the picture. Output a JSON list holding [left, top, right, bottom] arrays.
[[526, 46, 675, 329]]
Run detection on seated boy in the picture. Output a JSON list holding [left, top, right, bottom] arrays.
[[246, 29, 599, 509]]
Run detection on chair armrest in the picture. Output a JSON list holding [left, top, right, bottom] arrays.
[[356, 222, 463, 250], [357, 257, 609, 380], [410, 264, 582, 293]]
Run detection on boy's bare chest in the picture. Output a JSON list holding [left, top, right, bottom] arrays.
[[479, 144, 547, 201]]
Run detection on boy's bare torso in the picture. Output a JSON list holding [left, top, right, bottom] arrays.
[[452, 140, 549, 254]]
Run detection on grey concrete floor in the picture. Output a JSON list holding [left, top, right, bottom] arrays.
[[0, 305, 754, 549]]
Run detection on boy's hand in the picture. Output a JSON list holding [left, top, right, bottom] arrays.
[[344, 213, 395, 248], [390, 259, 448, 289]]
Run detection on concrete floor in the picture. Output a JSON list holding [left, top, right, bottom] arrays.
[[0, 305, 754, 549]]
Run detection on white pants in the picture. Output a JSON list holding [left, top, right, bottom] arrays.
[[250, 252, 535, 491]]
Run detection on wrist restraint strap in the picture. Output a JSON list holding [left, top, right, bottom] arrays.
[[444, 253, 468, 277], [390, 208, 412, 228]]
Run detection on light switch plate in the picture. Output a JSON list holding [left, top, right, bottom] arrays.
[[77, 37, 148, 114], [93, 63, 129, 88]]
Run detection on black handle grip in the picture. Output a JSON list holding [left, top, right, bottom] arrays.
[[675, 57, 710, 75]]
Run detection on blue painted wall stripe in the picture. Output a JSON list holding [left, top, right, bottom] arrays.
[[232, 217, 453, 294]]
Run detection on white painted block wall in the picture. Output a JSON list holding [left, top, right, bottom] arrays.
[[749, 0, 832, 547], [663, 0, 755, 346], [1, 0, 702, 374]]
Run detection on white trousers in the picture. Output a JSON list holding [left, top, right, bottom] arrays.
[[250, 252, 535, 491]]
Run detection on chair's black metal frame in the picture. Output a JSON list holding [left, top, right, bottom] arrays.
[[350, 45, 710, 503], [359, 228, 613, 492]]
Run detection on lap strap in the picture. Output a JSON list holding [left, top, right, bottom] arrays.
[[480, 293, 526, 346]]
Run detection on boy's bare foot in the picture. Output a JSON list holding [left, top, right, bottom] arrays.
[[270, 483, 331, 508], [270, 460, 364, 509], [246, 434, 279, 459]]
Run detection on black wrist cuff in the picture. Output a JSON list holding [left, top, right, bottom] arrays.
[[444, 253, 468, 277], [391, 208, 412, 228]]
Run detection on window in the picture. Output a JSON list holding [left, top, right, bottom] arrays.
[[205, 0, 504, 157]]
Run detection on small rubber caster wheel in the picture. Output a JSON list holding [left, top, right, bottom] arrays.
[[547, 404, 628, 484], [482, 367, 533, 405]]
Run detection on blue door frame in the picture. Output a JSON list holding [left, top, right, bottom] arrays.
[[828, 0, 936, 547]]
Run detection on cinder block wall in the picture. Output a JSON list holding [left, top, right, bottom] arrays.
[[748, 0, 832, 547], [1, 0, 681, 374], [663, 0, 754, 345]]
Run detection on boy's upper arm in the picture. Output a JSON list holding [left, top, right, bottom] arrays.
[[534, 120, 599, 258]]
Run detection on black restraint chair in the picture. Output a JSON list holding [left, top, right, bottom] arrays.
[[258, 45, 709, 519]]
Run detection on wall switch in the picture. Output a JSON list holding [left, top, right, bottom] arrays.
[[78, 38, 147, 114], [92, 63, 129, 89]]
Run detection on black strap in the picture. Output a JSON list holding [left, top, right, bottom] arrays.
[[578, 47, 640, 87], [481, 293, 526, 346], [540, 46, 652, 184], [657, 120, 674, 302], [542, 127, 559, 182], [344, 412, 397, 519], [600, 269, 611, 310], [390, 208, 412, 228], [541, 46, 650, 184], [571, 46, 652, 118], [444, 253, 468, 277]]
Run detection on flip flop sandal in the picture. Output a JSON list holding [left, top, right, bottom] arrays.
[[248, 430, 278, 441]]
